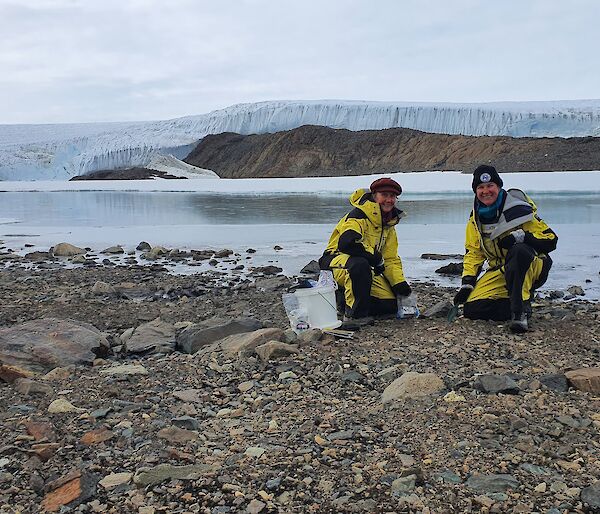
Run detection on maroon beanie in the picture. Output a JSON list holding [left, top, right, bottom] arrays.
[[370, 177, 402, 196]]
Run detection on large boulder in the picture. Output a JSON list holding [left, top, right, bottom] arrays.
[[51, 242, 87, 257], [0, 318, 109, 382], [122, 318, 176, 355], [177, 318, 263, 354]]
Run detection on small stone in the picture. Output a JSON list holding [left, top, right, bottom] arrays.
[[173, 389, 203, 403], [171, 416, 200, 431], [245, 447, 266, 458], [99, 472, 132, 489], [382, 372, 445, 403], [266, 477, 282, 490], [238, 380, 254, 393], [247, 499, 266, 513], [23, 421, 57, 441], [48, 398, 85, 414], [14, 378, 53, 396], [534, 482, 547, 493], [157, 426, 198, 444], [539, 373, 569, 392], [133, 464, 218, 487], [443, 391, 466, 402], [314, 435, 328, 446], [99, 364, 148, 376], [473, 495, 494, 508], [278, 371, 297, 380], [567, 285, 585, 296], [466, 474, 520, 493], [80, 427, 114, 445], [31, 442, 61, 461], [391, 475, 417, 495], [255, 341, 299, 362], [473, 374, 520, 394], [102, 245, 124, 254]]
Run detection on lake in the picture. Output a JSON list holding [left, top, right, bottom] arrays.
[[1, 189, 599, 298]]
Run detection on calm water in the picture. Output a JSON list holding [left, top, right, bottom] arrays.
[[1, 191, 599, 226], [1, 190, 599, 298]]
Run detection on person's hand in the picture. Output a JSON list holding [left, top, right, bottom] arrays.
[[392, 281, 412, 297], [453, 284, 474, 305], [499, 229, 526, 249], [373, 258, 385, 276]]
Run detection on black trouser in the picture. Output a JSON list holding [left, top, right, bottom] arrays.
[[464, 244, 552, 321], [320, 254, 397, 318]]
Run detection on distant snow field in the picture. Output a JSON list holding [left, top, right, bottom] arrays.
[[1, 170, 599, 194], [1, 99, 600, 181]]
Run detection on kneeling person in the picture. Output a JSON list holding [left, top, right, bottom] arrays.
[[454, 165, 558, 333], [319, 177, 412, 325]]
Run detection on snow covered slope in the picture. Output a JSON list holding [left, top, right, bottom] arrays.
[[1, 99, 600, 181]]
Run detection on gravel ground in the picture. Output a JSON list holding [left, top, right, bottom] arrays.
[[0, 259, 599, 513]]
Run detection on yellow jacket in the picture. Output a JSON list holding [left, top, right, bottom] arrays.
[[463, 188, 557, 283], [323, 189, 406, 287]]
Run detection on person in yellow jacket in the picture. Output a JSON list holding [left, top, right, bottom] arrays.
[[453, 165, 558, 333], [319, 177, 412, 325]]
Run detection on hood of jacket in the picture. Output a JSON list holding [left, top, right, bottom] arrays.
[[349, 188, 404, 227]]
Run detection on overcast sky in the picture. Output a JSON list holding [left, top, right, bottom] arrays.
[[1, 0, 599, 124]]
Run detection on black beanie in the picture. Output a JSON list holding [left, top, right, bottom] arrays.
[[472, 165, 503, 192]]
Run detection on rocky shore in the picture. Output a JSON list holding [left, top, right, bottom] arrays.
[[1, 242, 600, 513]]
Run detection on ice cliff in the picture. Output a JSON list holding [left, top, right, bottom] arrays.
[[1, 99, 600, 180]]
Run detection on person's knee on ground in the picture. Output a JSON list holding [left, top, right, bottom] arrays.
[[345, 256, 373, 319], [463, 298, 511, 321]]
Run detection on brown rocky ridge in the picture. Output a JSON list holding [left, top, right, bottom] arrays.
[[184, 124, 600, 178]]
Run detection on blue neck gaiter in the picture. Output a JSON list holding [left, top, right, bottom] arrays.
[[477, 189, 505, 223]]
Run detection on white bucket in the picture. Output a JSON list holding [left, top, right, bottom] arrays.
[[293, 286, 342, 330]]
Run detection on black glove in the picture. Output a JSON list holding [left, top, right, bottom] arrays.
[[392, 281, 412, 297], [499, 229, 526, 250], [373, 259, 385, 276], [453, 284, 474, 305]]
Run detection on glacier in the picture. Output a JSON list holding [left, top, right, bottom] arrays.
[[1, 99, 600, 181]]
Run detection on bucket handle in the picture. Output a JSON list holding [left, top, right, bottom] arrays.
[[317, 292, 337, 312]]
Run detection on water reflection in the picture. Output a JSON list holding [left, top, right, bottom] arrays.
[[0, 191, 598, 227]]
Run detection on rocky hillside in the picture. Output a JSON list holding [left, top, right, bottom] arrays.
[[184, 125, 600, 178]]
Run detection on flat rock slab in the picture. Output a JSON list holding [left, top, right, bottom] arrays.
[[0, 318, 109, 382], [99, 472, 132, 490], [99, 364, 148, 376], [473, 374, 520, 394], [581, 482, 600, 509], [124, 318, 176, 354], [196, 328, 284, 358], [421, 299, 453, 319], [177, 317, 263, 354], [565, 367, 600, 393], [41, 470, 98, 512], [133, 463, 220, 487], [382, 372, 445, 403], [466, 474, 520, 493], [255, 341, 299, 362]]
